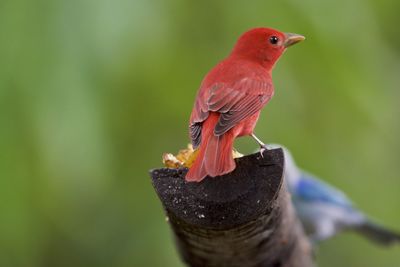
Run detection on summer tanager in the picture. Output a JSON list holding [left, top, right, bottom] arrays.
[[186, 28, 304, 182]]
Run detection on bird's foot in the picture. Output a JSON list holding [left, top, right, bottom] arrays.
[[259, 145, 269, 158], [251, 133, 268, 158]]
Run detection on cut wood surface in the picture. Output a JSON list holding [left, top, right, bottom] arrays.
[[150, 148, 314, 267]]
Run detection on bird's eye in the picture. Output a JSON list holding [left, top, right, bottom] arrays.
[[269, 36, 279, 45]]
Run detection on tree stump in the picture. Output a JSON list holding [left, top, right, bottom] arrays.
[[150, 148, 314, 267]]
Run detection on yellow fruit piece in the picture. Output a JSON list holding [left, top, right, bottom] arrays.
[[162, 144, 243, 169]]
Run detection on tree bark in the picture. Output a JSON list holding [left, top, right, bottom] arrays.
[[150, 148, 314, 267]]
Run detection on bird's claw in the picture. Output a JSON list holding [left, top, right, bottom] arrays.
[[259, 145, 269, 158]]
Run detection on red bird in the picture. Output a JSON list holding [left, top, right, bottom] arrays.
[[186, 28, 304, 182]]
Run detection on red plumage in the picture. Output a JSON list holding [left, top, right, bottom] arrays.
[[186, 28, 304, 182]]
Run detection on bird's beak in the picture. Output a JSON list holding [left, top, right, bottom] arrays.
[[284, 33, 305, 47]]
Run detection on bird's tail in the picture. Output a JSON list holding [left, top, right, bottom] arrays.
[[354, 220, 400, 246], [186, 113, 236, 182]]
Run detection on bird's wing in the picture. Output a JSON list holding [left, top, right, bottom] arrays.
[[190, 78, 273, 147], [295, 172, 355, 210]]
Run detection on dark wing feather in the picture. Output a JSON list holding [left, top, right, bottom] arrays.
[[189, 78, 273, 147], [215, 94, 270, 135], [190, 123, 202, 148]]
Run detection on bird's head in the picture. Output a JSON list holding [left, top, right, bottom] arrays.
[[231, 28, 305, 69]]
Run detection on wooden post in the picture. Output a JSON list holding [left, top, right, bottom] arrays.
[[150, 148, 314, 267]]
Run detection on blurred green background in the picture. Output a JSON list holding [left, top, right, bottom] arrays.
[[1, 0, 399, 266]]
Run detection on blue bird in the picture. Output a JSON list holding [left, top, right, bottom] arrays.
[[268, 144, 400, 245]]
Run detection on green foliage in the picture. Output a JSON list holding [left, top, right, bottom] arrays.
[[0, 0, 399, 266]]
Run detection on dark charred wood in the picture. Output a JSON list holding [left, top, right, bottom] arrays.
[[150, 148, 314, 267]]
